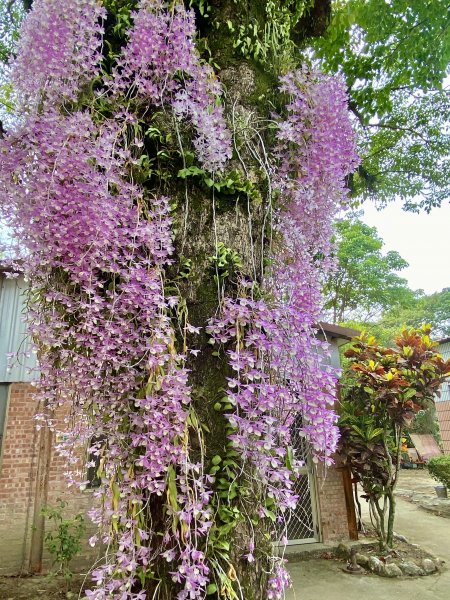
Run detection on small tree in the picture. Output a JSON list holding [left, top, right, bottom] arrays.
[[339, 325, 450, 550], [42, 499, 85, 587]]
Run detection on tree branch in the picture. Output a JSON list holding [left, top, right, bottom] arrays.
[[292, 0, 331, 43], [367, 122, 435, 146]]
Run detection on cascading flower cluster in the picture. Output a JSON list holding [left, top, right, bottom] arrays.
[[208, 68, 358, 597], [1, 1, 227, 597], [12, 0, 105, 110], [276, 68, 359, 263], [207, 294, 337, 510], [0, 106, 213, 597], [0, 1, 358, 599], [208, 66, 358, 481], [112, 0, 232, 171]]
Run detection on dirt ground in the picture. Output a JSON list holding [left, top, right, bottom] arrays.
[[0, 574, 88, 600]]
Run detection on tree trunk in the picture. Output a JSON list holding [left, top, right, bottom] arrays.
[[371, 497, 388, 552], [168, 164, 271, 598], [386, 424, 403, 548], [386, 492, 396, 549], [129, 3, 287, 597]]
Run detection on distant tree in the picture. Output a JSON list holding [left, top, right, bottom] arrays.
[[323, 218, 416, 323], [373, 288, 450, 345]]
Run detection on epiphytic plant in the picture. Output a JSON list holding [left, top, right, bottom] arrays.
[[0, 1, 358, 598]]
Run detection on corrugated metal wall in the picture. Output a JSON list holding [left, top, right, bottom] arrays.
[[438, 341, 450, 402], [436, 341, 450, 453], [0, 274, 37, 382]]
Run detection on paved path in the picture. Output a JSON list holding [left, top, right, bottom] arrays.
[[286, 496, 450, 600]]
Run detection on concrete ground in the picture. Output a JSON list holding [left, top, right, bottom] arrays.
[[396, 469, 450, 517], [396, 468, 438, 495], [287, 491, 450, 600]]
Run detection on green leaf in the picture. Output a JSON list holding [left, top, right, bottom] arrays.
[[177, 166, 205, 179], [206, 583, 218, 595], [166, 465, 179, 513], [214, 540, 230, 551]]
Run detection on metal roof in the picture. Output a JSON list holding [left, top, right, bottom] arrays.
[[409, 433, 442, 461], [317, 322, 360, 341], [0, 273, 37, 382]]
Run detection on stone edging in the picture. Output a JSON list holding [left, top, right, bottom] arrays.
[[396, 488, 450, 519], [354, 552, 441, 577]]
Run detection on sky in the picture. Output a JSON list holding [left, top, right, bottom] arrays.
[[361, 201, 450, 295]]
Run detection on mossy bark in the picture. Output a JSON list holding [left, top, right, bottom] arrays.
[[158, 5, 279, 596]]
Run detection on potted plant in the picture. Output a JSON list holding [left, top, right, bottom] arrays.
[[427, 455, 450, 498]]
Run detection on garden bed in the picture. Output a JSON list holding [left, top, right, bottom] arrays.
[[334, 529, 444, 578]]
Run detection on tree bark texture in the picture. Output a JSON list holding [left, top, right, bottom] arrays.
[[164, 9, 275, 596], [140, 0, 336, 594], [136, 3, 291, 596]]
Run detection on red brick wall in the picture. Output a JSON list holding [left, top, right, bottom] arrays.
[[316, 461, 352, 542], [0, 383, 354, 574], [436, 400, 450, 454], [0, 383, 96, 575]]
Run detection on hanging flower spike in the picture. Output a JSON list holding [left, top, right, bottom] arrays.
[[208, 69, 358, 599], [112, 0, 231, 171], [11, 0, 105, 111]]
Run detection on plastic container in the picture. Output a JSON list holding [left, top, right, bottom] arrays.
[[435, 485, 448, 499]]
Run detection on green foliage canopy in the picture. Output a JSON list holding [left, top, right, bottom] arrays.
[[349, 288, 450, 347], [379, 287, 450, 341], [0, 1, 24, 64], [323, 217, 415, 323], [0, 0, 24, 118], [312, 0, 450, 211]]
